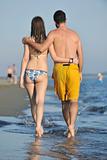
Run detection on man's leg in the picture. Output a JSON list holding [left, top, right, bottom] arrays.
[[69, 101, 78, 137], [66, 65, 80, 137], [62, 101, 70, 127], [62, 100, 74, 138]]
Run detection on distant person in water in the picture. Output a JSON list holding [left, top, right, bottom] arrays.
[[20, 16, 78, 138], [7, 65, 13, 83], [22, 10, 83, 138], [97, 72, 104, 82]]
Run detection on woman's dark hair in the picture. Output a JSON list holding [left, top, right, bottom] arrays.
[[53, 10, 66, 25], [31, 16, 46, 43]]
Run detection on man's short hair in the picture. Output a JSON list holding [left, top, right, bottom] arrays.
[[53, 10, 66, 24]]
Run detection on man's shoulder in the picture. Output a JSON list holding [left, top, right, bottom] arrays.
[[69, 29, 81, 42], [47, 29, 58, 38], [69, 28, 79, 37], [48, 29, 58, 34]]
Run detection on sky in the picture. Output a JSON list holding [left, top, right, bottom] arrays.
[[0, 0, 107, 76]]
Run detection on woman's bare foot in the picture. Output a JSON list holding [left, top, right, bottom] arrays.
[[35, 127, 40, 137], [35, 126, 44, 138], [68, 125, 75, 138]]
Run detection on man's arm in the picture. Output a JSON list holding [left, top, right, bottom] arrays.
[[77, 39, 83, 72], [22, 31, 54, 53], [77, 38, 83, 80]]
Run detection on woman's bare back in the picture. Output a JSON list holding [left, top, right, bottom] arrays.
[[27, 39, 48, 71]]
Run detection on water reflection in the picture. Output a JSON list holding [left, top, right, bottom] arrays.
[[27, 136, 80, 160]]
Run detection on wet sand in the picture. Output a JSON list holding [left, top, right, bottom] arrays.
[[0, 79, 28, 116]]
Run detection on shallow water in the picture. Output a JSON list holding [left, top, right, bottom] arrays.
[[0, 75, 107, 160]]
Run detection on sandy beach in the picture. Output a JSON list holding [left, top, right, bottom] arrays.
[[0, 79, 28, 116]]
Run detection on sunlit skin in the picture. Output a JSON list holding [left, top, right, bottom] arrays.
[[23, 20, 83, 138], [20, 27, 79, 138]]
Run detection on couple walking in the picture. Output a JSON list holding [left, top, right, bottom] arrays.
[[19, 10, 83, 138]]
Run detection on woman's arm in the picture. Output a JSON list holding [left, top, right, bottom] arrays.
[[49, 44, 78, 64], [19, 44, 29, 88], [49, 44, 70, 63]]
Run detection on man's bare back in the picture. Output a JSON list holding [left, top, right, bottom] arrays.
[[50, 25, 80, 59]]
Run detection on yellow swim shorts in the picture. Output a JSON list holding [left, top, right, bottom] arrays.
[[52, 63, 80, 101]]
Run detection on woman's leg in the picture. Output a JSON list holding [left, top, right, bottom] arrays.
[[35, 75, 48, 137], [25, 83, 37, 124], [24, 75, 37, 124]]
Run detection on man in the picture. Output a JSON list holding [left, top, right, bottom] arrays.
[[7, 65, 13, 83], [23, 10, 83, 138]]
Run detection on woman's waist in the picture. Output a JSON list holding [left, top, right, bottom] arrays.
[[28, 58, 47, 64], [30, 54, 47, 60], [26, 64, 48, 72], [28, 60, 47, 66]]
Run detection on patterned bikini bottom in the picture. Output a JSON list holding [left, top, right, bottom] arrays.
[[24, 69, 47, 83]]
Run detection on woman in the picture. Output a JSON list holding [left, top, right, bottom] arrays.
[[19, 16, 78, 137]]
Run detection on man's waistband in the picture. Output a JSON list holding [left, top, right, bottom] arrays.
[[55, 63, 76, 66], [54, 63, 78, 68], [63, 63, 71, 66]]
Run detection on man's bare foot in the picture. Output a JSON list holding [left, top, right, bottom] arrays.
[[40, 126, 44, 135], [68, 125, 75, 138], [64, 128, 73, 138], [67, 130, 72, 138]]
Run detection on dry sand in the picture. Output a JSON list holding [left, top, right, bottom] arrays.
[[0, 79, 28, 116]]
